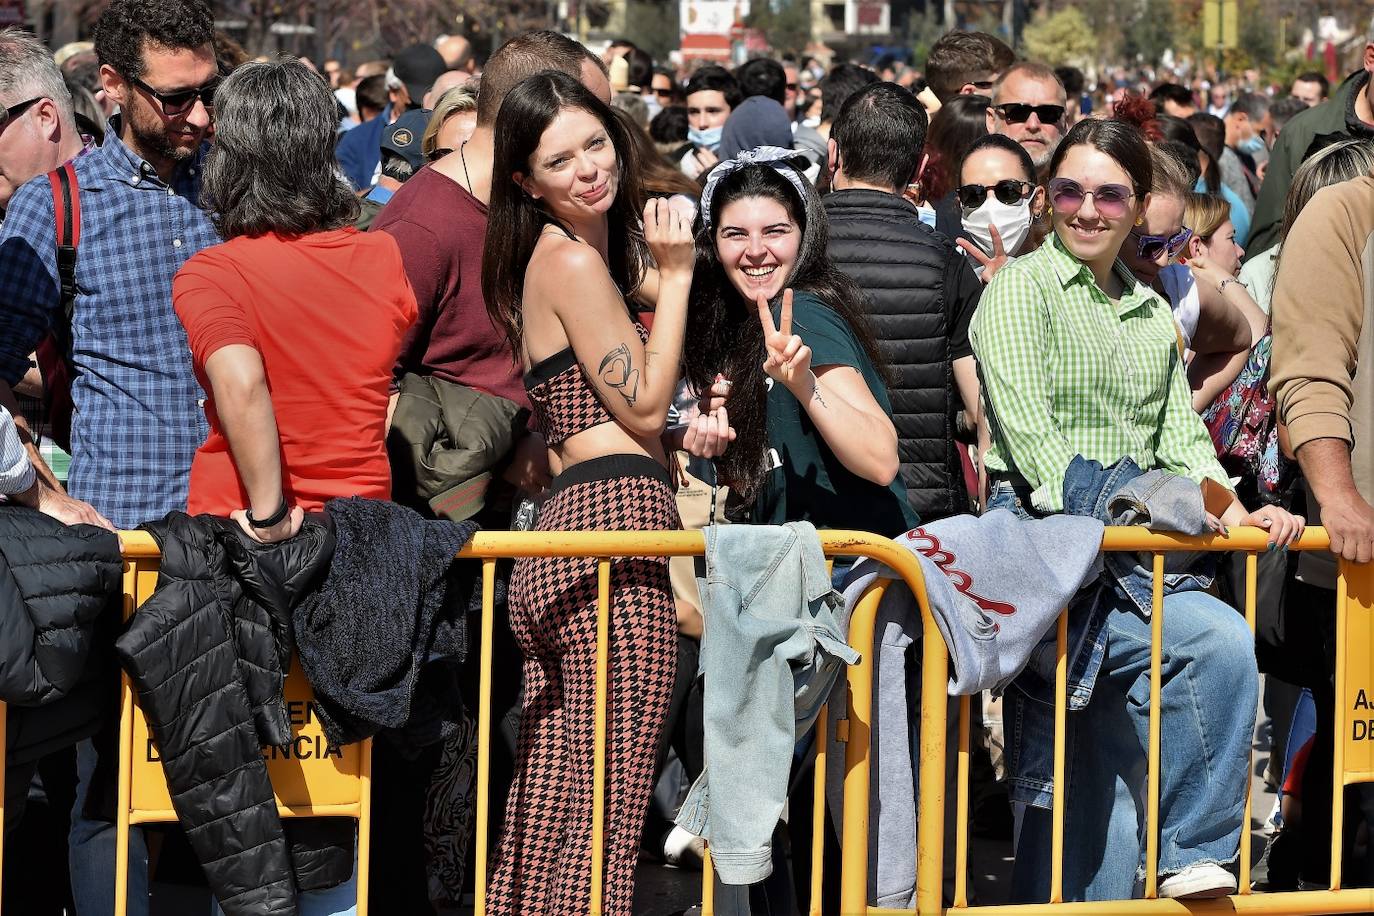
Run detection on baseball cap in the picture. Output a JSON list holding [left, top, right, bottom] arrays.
[[393, 43, 448, 107], [381, 109, 432, 171]]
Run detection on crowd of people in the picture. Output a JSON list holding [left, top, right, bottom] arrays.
[[1, 0, 1374, 913]]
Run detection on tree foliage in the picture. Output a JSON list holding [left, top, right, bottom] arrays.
[[746, 0, 811, 58], [1021, 6, 1097, 68]]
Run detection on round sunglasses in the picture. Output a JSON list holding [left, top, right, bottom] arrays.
[[1047, 177, 1135, 219], [1129, 226, 1193, 262], [957, 179, 1033, 209]]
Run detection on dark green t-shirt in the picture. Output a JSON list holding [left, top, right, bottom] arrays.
[[750, 291, 921, 537]]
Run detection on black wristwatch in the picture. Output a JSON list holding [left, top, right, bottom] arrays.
[[246, 499, 289, 529]]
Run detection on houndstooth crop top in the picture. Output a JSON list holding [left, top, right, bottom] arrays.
[[523, 320, 650, 448]]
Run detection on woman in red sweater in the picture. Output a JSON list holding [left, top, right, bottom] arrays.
[[173, 59, 416, 544]]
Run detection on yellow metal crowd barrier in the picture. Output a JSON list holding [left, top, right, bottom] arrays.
[[113, 532, 373, 916], [896, 527, 1374, 916], [455, 529, 938, 916], [4, 526, 1373, 916]]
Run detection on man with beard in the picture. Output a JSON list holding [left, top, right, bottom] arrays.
[[0, 0, 217, 911], [986, 61, 1068, 181]]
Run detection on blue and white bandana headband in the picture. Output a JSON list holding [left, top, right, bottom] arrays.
[[700, 145, 812, 231]]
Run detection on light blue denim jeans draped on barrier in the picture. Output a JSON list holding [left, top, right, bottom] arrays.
[[676, 522, 859, 887]]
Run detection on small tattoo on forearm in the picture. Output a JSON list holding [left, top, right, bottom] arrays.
[[598, 343, 641, 406], [810, 379, 828, 409]]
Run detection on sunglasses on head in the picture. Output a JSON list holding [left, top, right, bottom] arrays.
[[994, 103, 1066, 125], [1131, 226, 1193, 262], [0, 96, 43, 127], [1047, 177, 1135, 219], [129, 75, 219, 117], [957, 179, 1033, 209]]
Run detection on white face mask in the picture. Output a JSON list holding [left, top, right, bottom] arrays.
[[962, 197, 1032, 258]]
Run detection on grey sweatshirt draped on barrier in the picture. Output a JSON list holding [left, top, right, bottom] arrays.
[[675, 521, 859, 890], [825, 509, 1104, 909]]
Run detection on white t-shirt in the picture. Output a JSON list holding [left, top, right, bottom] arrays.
[[1157, 263, 1200, 351], [1237, 244, 1278, 316]]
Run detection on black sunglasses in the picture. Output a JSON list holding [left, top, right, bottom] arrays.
[[957, 179, 1033, 209], [1130, 226, 1193, 262], [129, 75, 219, 117], [994, 103, 1066, 125], [0, 96, 44, 127]]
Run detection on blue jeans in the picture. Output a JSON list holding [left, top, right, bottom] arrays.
[[1012, 589, 1258, 901], [211, 870, 357, 916], [71, 737, 149, 916]]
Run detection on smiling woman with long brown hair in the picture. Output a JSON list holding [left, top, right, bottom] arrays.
[[480, 68, 696, 914]]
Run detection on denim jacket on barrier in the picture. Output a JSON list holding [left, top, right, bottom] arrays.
[[676, 522, 859, 887], [989, 456, 1211, 807]]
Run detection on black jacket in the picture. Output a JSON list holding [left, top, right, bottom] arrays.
[[294, 497, 480, 752], [823, 189, 982, 521], [114, 513, 347, 916], [0, 507, 121, 766]]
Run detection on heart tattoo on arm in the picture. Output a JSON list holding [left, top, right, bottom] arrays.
[[598, 343, 641, 407]]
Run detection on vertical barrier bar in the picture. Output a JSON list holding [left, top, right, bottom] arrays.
[[913, 578, 947, 916], [474, 558, 497, 915], [1050, 610, 1069, 903], [841, 580, 887, 915], [114, 557, 139, 916], [810, 707, 827, 916], [953, 694, 971, 907], [1331, 568, 1348, 891], [591, 558, 612, 915], [1239, 551, 1258, 893], [702, 848, 715, 915], [356, 737, 372, 916], [1144, 553, 1165, 898]]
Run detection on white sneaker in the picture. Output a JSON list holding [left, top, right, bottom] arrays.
[[663, 824, 706, 870], [1158, 863, 1238, 899], [1262, 798, 1283, 835]]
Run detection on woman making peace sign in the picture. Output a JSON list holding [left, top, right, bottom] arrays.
[[685, 147, 914, 538]]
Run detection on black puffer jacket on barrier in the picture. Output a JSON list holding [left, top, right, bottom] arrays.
[[0, 506, 121, 766], [824, 189, 983, 521], [113, 512, 347, 916]]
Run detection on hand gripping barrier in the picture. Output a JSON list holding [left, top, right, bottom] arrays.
[[891, 527, 1374, 916]]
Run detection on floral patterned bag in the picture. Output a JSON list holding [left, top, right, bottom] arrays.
[[1201, 333, 1290, 499]]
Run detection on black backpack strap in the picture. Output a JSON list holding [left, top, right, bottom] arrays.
[[46, 162, 80, 362]]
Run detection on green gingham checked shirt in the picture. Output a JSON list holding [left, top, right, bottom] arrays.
[[970, 233, 1230, 513]]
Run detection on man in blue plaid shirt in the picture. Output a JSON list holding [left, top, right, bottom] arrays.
[[0, 1, 218, 911]]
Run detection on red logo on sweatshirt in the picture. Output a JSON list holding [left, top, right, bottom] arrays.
[[905, 529, 1018, 617]]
